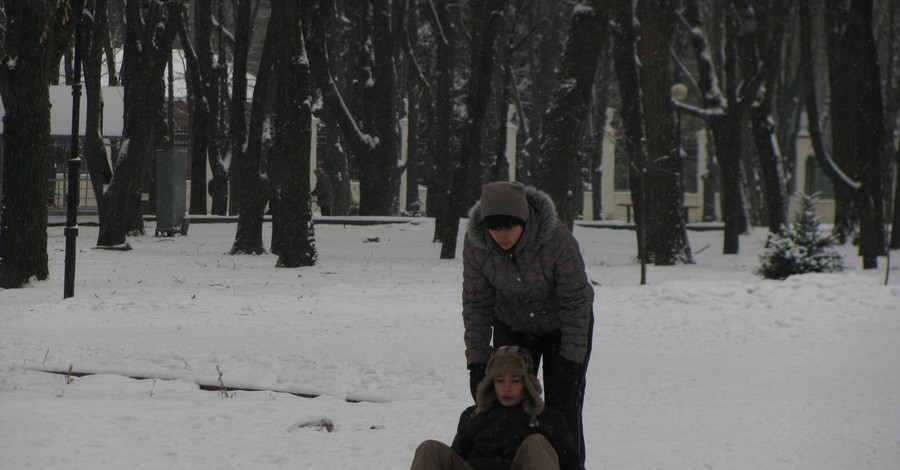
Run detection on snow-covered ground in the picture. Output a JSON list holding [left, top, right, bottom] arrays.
[[1, 218, 898, 470]]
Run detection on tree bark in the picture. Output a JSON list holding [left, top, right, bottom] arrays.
[[270, 0, 316, 267], [227, 0, 253, 216], [306, 0, 395, 216], [537, 2, 607, 231], [440, 0, 505, 259], [744, 0, 790, 234], [402, 0, 424, 213], [678, 0, 748, 254], [0, 0, 59, 287], [826, 0, 886, 268], [891, 145, 900, 249], [321, 0, 354, 216], [637, 0, 692, 265], [611, 0, 650, 262], [182, 6, 210, 216], [356, 0, 403, 216], [97, 0, 181, 247], [427, 1, 456, 243], [230, 9, 278, 255], [522, 3, 567, 185], [195, 0, 229, 216], [800, 0, 886, 268], [82, 0, 113, 231]]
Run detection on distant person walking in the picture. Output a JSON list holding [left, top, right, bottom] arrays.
[[312, 167, 333, 216]]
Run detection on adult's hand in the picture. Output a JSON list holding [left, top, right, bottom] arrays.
[[468, 363, 486, 401]]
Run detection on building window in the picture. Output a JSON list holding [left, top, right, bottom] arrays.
[[804, 155, 835, 199]]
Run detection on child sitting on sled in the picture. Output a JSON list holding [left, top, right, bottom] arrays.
[[410, 346, 578, 470]]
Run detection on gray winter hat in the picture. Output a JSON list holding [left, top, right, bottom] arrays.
[[479, 181, 530, 223]]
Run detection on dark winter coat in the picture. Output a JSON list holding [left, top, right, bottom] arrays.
[[312, 173, 333, 207], [463, 187, 594, 366], [450, 403, 578, 470]]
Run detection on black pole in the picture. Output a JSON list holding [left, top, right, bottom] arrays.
[[639, 164, 647, 285], [64, 0, 85, 299]]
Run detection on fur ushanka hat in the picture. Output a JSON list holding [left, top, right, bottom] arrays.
[[476, 346, 544, 419]]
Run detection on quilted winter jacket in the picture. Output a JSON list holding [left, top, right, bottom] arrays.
[[462, 187, 594, 366]]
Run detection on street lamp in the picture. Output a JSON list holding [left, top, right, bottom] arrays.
[[64, 1, 86, 299]]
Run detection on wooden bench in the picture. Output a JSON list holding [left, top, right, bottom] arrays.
[[618, 202, 701, 223]]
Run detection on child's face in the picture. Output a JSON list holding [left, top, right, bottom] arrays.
[[493, 374, 525, 407]]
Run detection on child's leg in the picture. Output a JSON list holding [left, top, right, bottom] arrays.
[[410, 440, 475, 470], [510, 434, 561, 470]]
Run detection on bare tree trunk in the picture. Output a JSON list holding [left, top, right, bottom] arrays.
[[716, 116, 748, 255], [440, 0, 505, 259], [305, 0, 395, 216], [83, 0, 112, 225], [196, 0, 229, 216], [891, 146, 900, 249], [637, 0, 692, 265], [0, 0, 59, 287], [678, 0, 748, 254], [182, 9, 210, 216], [490, 32, 512, 183], [97, 0, 181, 247], [611, 0, 650, 262], [230, 11, 277, 255], [227, 0, 253, 216], [270, 0, 316, 267], [749, 108, 788, 231], [357, 0, 403, 216], [537, 2, 607, 231], [402, 0, 424, 213], [827, 0, 887, 269], [427, 1, 456, 242], [322, 0, 354, 216], [523, 3, 567, 185], [745, 1, 791, 234], [100, 1, 119, 87]]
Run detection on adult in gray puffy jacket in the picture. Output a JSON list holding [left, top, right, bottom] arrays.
[[462, 181, 594, 469]]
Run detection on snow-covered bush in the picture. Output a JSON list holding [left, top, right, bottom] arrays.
[[755, 193, 846, 280]]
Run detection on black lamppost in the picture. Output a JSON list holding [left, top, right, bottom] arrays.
[[64, 0, 86, 299]]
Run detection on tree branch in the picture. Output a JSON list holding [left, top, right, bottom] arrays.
[[672, 99, 726, 120], [305, 1, 377, 156], [798, 0, 860, 192]]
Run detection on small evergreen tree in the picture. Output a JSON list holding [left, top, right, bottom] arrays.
[[755, 193, 846, 280]]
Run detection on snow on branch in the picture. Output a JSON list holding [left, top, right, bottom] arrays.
[[798, 0, 861, 193], [671, 100, 725, 120]]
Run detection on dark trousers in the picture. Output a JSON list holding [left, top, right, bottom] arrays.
[[492, 313, 594, 469], [410, 435, 560, 470], [319, 205, 332, 216]]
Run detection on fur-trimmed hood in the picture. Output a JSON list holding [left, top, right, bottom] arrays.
[[475, 346, 544, 420], [466, 186, 558, 252]]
